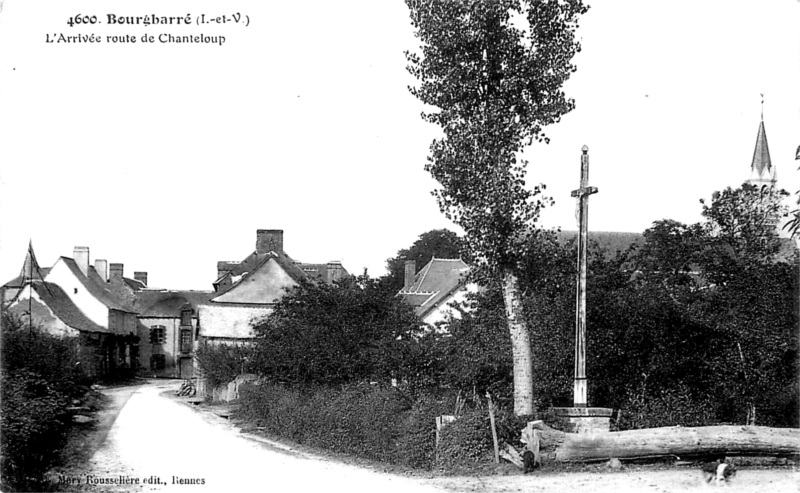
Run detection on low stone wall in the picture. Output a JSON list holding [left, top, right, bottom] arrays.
[[207, 373, 259, 402]]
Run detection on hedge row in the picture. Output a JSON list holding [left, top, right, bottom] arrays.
[[236, 382, 531, 471], [0, 315, 95, 492]]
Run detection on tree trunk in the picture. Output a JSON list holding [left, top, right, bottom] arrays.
[[502, 268, 534, 416], [531, 423, 800, 462]]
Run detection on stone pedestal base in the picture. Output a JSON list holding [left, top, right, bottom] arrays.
[[552, 407, 613, 434]]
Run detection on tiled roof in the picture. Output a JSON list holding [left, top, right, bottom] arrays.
[[398, 258, 470, 318], [3, 268, 51, 288], [59, 257, 137, 313], [124, 277, 146, 291], [32, 282, 109, 333], [297, 262, 351, 282], [134, 290, 214, 317]]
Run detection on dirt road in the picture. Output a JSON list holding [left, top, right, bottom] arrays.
[[51, 380, 799, 493]]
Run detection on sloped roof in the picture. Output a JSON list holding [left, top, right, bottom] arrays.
[[397, 258, 471, 318], [124, 277, 146, 291], [59, 257, 137, 313], [20, 241, 45, 282], [4, 268, 51, 289], [134, 290, 214, 317], [3, 242, 50, 289], [751, 120, 773, 178], [211, 249, 312, 301], [297, 262, 351, 282], [31, 282, 109, 333]]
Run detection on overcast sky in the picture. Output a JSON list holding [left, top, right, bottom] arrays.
[[1, 0, 798, 290]]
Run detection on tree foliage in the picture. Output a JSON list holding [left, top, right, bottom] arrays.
[[406, 0, 587, 274], [249, 275, 425, 386], [406, 0, 588, 415], [426, 182, 798, 427], [699, 183, 790, 277]]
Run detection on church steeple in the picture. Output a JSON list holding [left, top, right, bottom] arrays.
[[748, 95, 777, 186]]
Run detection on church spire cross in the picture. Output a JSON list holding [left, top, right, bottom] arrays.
[[569, 145, 597, 408]]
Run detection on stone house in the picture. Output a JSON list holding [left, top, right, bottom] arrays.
[[133, 289, 212, 378], [198, 229, 349, 343]]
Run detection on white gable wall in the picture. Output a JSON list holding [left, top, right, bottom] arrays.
[[212, 258, 298, 304], [198, 304, 272, 339], [45, 259, 109, 329], [421, 283, 479, 326]]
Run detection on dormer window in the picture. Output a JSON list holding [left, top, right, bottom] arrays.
[[180, 306, 193, 327]]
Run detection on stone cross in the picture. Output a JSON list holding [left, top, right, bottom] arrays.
[[569, 145, 598, 407]]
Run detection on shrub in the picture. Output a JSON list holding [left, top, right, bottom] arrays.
[[195, 342, 253, 388], [0, 314, 92, 492], [249, 276, 425, 386], [1, 371, 70, 491], [615, 383, 718, 430], [435, 408, 494, 472], [238, 382, 413, 463], [395, 392, 455, 470]]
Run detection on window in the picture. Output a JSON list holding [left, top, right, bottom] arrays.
[[150, 354, 166, 371], [149, 326, 166, 344], [180, 329, 192, 353]]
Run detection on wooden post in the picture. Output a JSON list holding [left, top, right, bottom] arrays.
[[487, 392, 500, 463], [435, 415, 456, 462], [570, 145, 598, 408]]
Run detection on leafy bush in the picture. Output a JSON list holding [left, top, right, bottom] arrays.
[[0, 313, 93, 492], [250, 275, 426, 386], [435, 408, 494, 472], [238, 382, 412, 463], [615, 384, 718, 430], [195, 342, 253, 388], [395, 392, 455, 469], [1, 371, 70, 491], [237, 381, 471, 470]]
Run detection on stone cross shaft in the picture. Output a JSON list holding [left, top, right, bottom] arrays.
[[569, 145, 598, 408]]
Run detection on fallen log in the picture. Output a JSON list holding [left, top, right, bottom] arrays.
[[530, 423, 800, 463]]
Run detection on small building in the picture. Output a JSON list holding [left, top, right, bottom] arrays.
[[397, 257, 476, 327]]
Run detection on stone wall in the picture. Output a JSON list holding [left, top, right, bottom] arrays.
[[208, 373, 259, 402]]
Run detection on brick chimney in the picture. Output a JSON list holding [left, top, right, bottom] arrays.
[[326, 261, 343, 284], [404, 260, 416, 289], [109, 263, 124, 281], [74, 247, 90, 277], [134, 271, 148, 287], [94, 259, 108, 281], [256, 229, 284, 254], [217, 261, 237, 280]]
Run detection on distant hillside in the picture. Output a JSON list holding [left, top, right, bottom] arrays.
[[557, 231, 643, 258]]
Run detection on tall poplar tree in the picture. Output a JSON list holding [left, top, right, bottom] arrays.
[[405, 0, 587, 414]]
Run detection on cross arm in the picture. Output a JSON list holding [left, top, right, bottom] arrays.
[[570, 186, 598, 198]]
